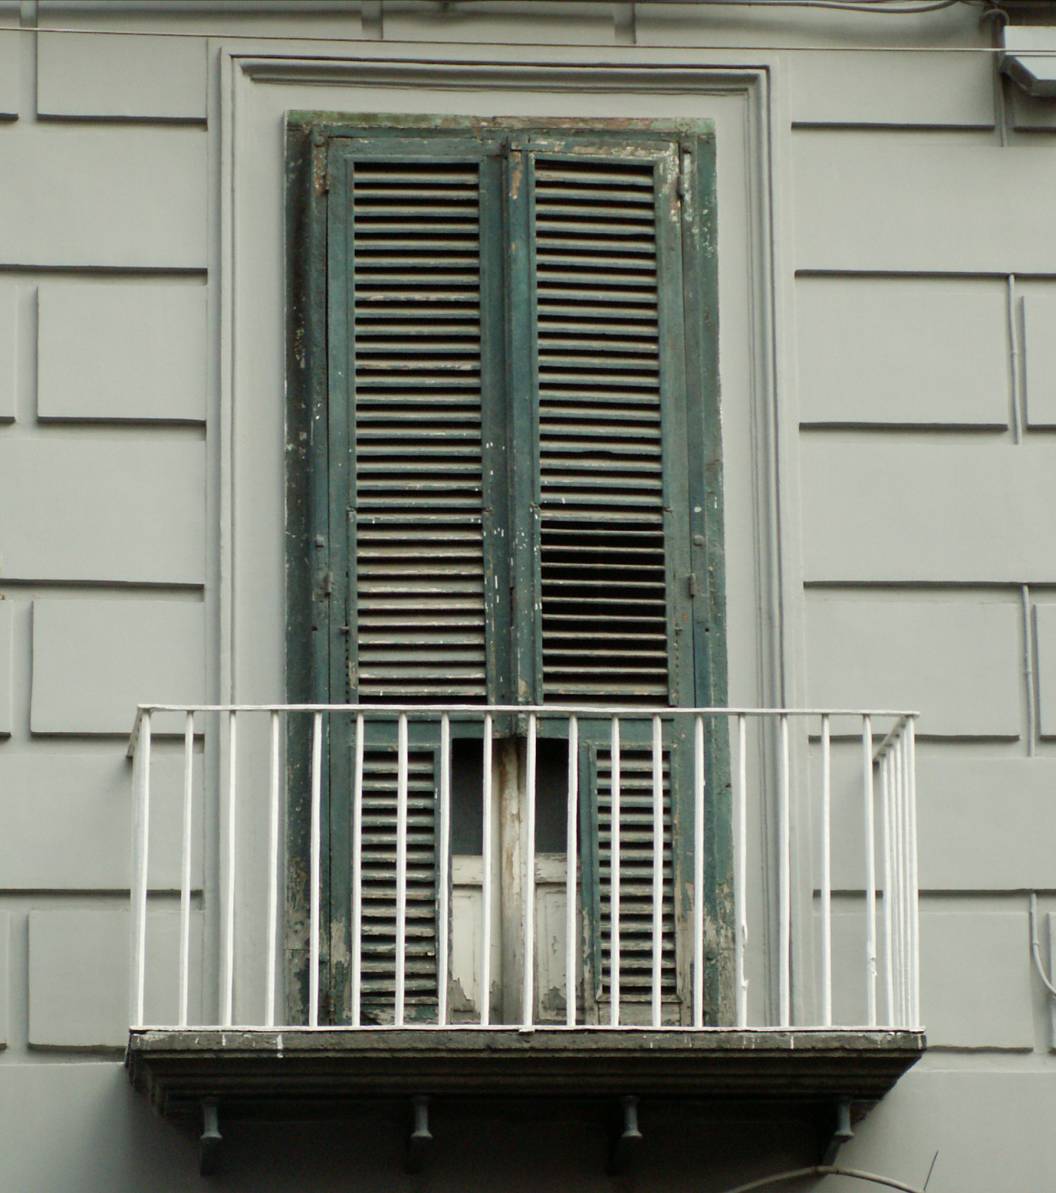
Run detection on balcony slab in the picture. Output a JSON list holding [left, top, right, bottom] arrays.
[[127, 1027, 925, 1121]]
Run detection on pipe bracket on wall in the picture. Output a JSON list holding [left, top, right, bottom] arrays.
[[820, 1097, 854, 1166], [405, 1095, 433, 1174], [199, 1098, 222, 1177], [607, 1095, 643, 1175]]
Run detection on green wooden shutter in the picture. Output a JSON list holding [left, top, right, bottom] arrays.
[[328, 138, 507, 704], [509, 138, 696, 707], [359, 745, 439, 1021]]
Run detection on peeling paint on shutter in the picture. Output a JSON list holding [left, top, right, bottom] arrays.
[[531, 157, 672, 702], [360, 748, 438, 1016], [595, 748, 677, 1003], [350, 160, 488, 700]]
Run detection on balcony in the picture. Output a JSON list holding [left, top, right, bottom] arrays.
[[124, 704, 924, 1162]]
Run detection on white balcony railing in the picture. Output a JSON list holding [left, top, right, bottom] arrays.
[[127, 704, 920, 1034]]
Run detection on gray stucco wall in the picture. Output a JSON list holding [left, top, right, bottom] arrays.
[[1, 3, 1055, 1190]]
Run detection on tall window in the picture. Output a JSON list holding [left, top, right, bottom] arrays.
[[287, 117, 726, 1026]]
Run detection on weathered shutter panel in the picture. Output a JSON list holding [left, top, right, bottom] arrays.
[[349, 158, 488, 700], [360, 747, 439, 1018], [529, 153, 680, 704], [594, 747, 678, 1008]]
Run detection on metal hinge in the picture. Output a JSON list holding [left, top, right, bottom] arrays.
[[319, 570, 333, 598], [687, 574, 698, 598]]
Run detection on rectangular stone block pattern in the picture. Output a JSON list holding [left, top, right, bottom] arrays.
[[0, 283, 14, 421], [1023, 289, 1056, 429], [37, 33, 207, 120], [801, 438, 1056, 583], [0, 124, 205, 268], [797, 276, 1008, 427], [29, 909, 202, 1048], [790, 53, 993, 127], [0, 600, 11, 736], [1034, 603, 1056, 739], [794, 136, 1056, 273], [0, 32, 18, 119], [806, 595, 1021, 738], [814, 748, 1056, 892], [827, 906, 1032, 1048], [38, 282, 206, 422], [31, 599, 204, 735], [0, 750, 203, 889], [0, 438, 204, 583]]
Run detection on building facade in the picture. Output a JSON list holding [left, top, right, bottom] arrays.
[[1, 1, 1055, 1190]]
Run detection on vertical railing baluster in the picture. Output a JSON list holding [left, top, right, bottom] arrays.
[[610, 716, 621, 1028], [222, 711, 238, 1027], [692, 714, 705, 1028], [651, 714, 664, 1028], [566, 715, 578, 1027], [880, 747, 894, 1025], [308, 711, 322, 1028], [130, 710, 151, 1028], [438, 713, 451, 1027], [178, 711, 194, 1028], [481, 713, 493, 1026], [778, 714, 791, 1028], [351, 713, 364, 1027], [264, 711, 280, 1028], [862, 715, 877, 1028], [395, 712, 408, 1027], [896, 734, 909, 1027], [907, 718, 920, 1026], [524, 713, 537, 1028], [735, 713, 748, 1028], [820, 714, 832, 1028]]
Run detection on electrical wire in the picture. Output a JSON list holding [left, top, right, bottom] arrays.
[[1029, 893, 1056, 999], [722, 1165, 927, 1193]]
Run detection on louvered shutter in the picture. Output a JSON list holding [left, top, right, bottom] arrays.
[[509, 139, 695, 707], [328, 140, 507, 704]]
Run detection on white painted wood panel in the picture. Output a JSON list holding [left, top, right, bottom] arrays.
[[28, 909, 202, 1047], [829, 907, 1032, 1047], [38, 283, 206, 422], [0, 32, 18, 120], [805, 594, 1021, 738], [1034, 603, 1056, 739], [0, 125, 206, 268], [0, 283, 14, 421], [0, 751, 203, 890], [801, 438, 1056, 583], [797, 276, 1008, 427], [794, 135, 1056, 273], [1022, 288, 1056, 429], [0, 600, 11, 736], [30, 599, 204, 735], [790, 53, 993, 128], [0, 438, 204, 583], [37, 33, 207, 121], [814, 749, 1056, 891]]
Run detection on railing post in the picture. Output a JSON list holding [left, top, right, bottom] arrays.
[[129, 710, 151, 1028], [437, 713, 451, 1027], [179, 711, 194, 1028], [523, 713, 537, 1028], [565, 715, 578, 1028], [395, 712, 408, 1027], [734, 713, 748, 1028], [265, 711, 281, 1028], [650, 714, 664, 1028], [480, 713, 493, 1026], [610, 716, 621, 1028], [820, 714, 832, 1028], [308, 711, 322, 1027], [862, 715, 877, 1028], [778, 714, 791, 1028], [351, 712, 364, 1028], [221, 711, 238, 1028], [692, 714, 705, 1028]]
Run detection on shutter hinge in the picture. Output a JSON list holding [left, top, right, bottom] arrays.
[[318, 570, 333, 598], [687, 574, 698, 598]]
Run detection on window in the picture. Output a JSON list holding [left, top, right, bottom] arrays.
[[286, 116, 726, 1027]]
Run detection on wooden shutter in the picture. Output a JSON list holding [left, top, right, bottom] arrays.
[[334, 149, 494, 701], [519, 143, 695, 706], [593, 745, 679, 1014], [359, 746, 440, 1020]]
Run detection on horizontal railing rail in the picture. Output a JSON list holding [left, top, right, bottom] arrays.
[[128, 704, 920, 1034]]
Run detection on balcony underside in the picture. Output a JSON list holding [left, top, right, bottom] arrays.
[[128, 1027, 925, 1121]]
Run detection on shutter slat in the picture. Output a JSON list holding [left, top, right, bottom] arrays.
[[595, 749, 677, 999], [358, 748, 439, 1012], [532, 157, 671, 704], [351, 158, 488, 702]]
